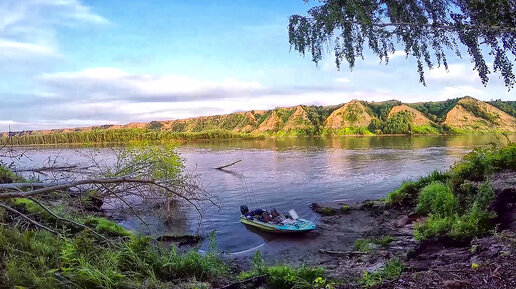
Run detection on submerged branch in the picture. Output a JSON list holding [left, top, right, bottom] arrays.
[[215, 160, 242, 170]]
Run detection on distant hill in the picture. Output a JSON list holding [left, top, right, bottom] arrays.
[[444, 97, 516, 132], [2, 97, 515, 145], [388, 104, 432, 126]]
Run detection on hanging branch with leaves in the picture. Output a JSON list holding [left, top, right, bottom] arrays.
[[289, 0, 516, 89]]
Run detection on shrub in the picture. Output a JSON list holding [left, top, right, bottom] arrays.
[[359, 259, 404, 288], [0, 225, 229, 289], [451, 144, 516, 185], [416, 182, 457, 217], [238, 251, 329, 289], [0, 165, 20, 183], [385, 181, 419, 205], [414, 215, 454, 241], [386, 171, 450, 206], [450, 203, 494, 241]]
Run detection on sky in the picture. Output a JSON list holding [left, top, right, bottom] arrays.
[[0, 0, 514, 131]]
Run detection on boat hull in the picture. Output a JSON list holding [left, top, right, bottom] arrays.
[[240, 217, 316, 233]]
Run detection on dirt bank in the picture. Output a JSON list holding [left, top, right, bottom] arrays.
[[231, 171, 516, 288]]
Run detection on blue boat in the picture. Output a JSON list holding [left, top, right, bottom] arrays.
[[239, 205, 316, 233]]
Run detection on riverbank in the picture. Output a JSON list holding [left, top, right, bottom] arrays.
[[0, 143, 514, 288]]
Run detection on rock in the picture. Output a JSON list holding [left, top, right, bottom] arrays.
[[395, 215, 409, 228], [443, 280, 470, 289]]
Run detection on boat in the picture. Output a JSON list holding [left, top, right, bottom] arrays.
[[239, 205, 316, 233]]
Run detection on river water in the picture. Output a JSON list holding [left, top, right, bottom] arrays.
[[4, 135, 513, 254]]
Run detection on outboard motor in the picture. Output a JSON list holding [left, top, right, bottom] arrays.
[[240, 205, 249, 215]]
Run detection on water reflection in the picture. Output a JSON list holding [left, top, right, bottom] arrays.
[[3, 134, 514, 253]]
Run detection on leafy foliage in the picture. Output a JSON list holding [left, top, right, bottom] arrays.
[[416, 182, 457, 216], [408, 98, 460, 122], [363, 100, 402, 120], [386, 170, 450, 206], [400, 144, 515, 241], [488, 100, 516, 117], [359, 259, 404, 288], [289, 0, 516, 89], [238, 251, 330, 289], [0, 226, 228, 289]]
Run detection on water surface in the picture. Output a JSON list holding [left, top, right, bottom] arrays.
[[6, 135, 513, 253]]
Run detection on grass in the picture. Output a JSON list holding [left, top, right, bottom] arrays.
[[320, 207, 337, 216], [238, 251, 332, 289], [353, 239, 373, 253], [84, 216, 133, 237], [0, 226, 229, 289], [386, 170, 450, 206], [340, 205, 350, 213], [395, 144, 515, 242], [353, 236, 395, 252], [359, 259, 404, 288], [412, 125, 440, 134], [415, 182, 456, 216]]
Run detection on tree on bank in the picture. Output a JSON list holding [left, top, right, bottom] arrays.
[[289, 0, 516, 89]]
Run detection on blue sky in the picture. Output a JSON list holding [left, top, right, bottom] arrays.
[[0, 0, 514, 131]]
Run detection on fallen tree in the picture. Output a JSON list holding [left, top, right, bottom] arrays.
[[0, 143, 219, 234]]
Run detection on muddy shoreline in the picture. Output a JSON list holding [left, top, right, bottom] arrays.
[[229, 194, 516, 288]]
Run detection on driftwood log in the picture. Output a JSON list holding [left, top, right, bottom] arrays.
[[215, 160, 242, 170]]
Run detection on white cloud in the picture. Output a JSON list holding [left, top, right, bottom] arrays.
[[335, 77, 350, 83], [0, 0, 106, 60], [427, 64, 478, 83], [0, 38, 59, 57], [438, 86, 483, 100], [389, 50, 406, 58], [39, 67, 264, 101]]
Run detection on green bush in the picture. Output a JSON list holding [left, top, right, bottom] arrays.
[[451, 144, 516, 185], [416, 182, 457, 217], [0, 226, 229, 289], [385, 181, 419, 205], [386, 171, 450, 206], [414, 215, 454, 241], [390, 144, 513, 242], [238, 251, 329, 289], [0, 165, 20, 183], [414, 183, 495, 242], [359, 259, 404, 288]]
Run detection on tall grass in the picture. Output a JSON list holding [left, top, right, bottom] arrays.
[[387, 144, 515, 242], [0, 226, 229, 288]]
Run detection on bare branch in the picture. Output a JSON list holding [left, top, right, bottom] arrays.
[[0, 203, 58, 235], [27, 197, 114, 244], [215, 160, 242, 170]]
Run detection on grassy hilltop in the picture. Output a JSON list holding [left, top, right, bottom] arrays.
[[2, 97, 516, 145]]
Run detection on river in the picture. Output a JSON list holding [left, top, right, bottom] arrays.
[[4, 134, 514, 254]]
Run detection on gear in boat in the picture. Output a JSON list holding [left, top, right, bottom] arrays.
[[239, 205, 316, 233]]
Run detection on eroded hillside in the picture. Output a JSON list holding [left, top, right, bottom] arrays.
[[2, 97, 515, 145]]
